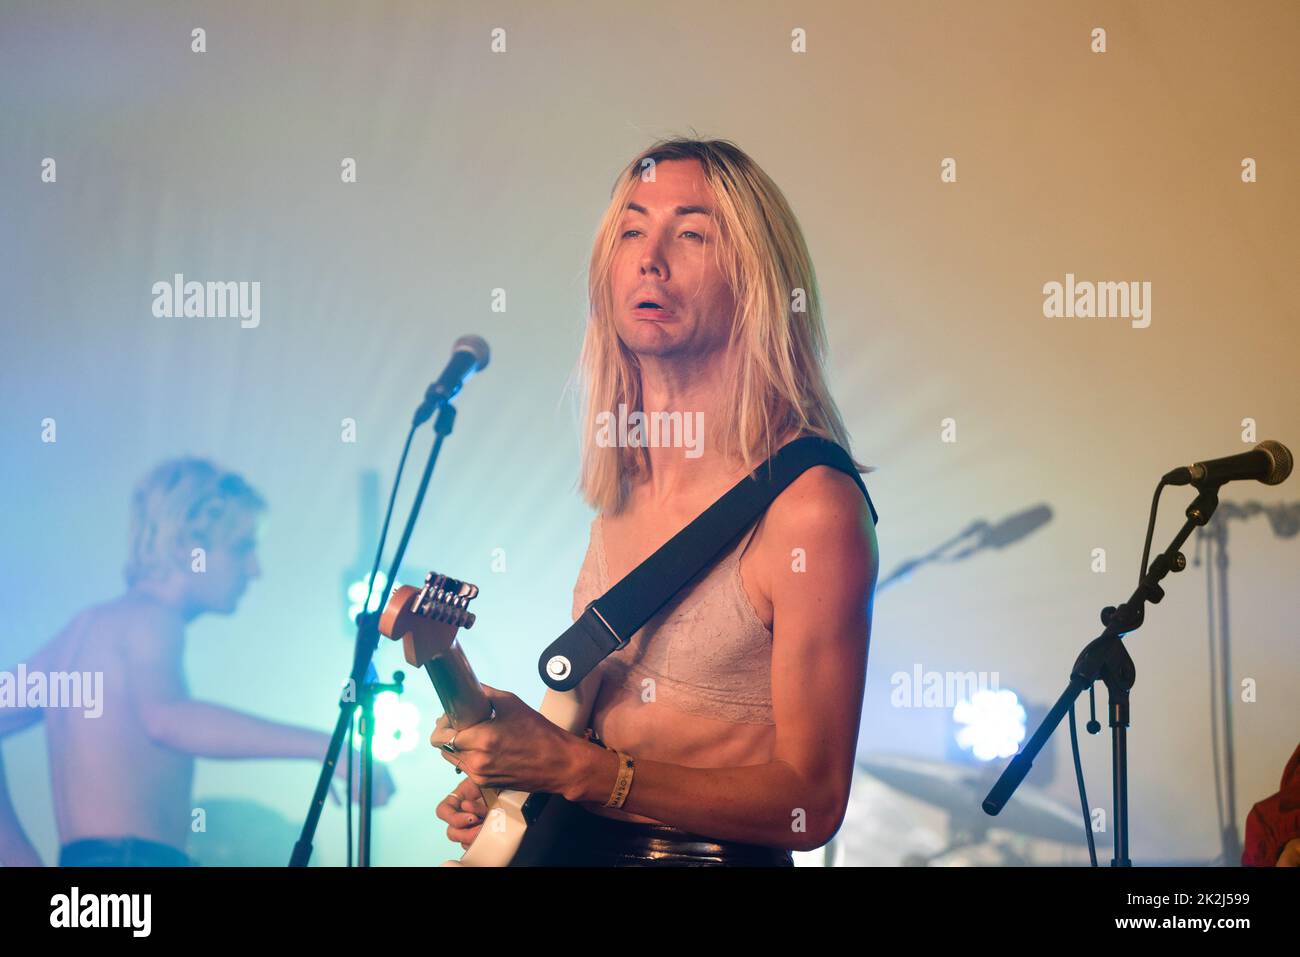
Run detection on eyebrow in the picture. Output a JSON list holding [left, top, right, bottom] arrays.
[[625, 202, 714, 217]]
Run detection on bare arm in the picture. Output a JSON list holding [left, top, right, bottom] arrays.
[[0, 750, 42, 866], [0, 642, 57, 739], [0, 641, 65, 864], [126, 615, 331, 761], [565, 468, 879, 850], [142, 700, 332, 761]]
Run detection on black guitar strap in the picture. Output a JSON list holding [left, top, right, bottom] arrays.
[[537, 435, 879, 691]]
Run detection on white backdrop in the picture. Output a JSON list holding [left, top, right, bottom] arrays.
[[2, 0, 1296, 866]]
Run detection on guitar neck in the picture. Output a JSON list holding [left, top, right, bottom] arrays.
[[377, 569, 611, 866], [424, 640, 493, 728]]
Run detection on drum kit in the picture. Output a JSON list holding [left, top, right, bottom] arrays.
[[794, 752, 1089, 867]]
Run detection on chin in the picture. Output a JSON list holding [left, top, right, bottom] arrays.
[[618, 323, 688, 357]]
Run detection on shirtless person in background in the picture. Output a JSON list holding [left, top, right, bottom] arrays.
[[0, 458, 392, 866]]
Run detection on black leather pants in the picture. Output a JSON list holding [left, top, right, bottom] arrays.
[[520, 799, 794, 867]]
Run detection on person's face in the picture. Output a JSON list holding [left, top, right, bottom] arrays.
[[609, 158, 738, 362], [185, 508, 261, 615]]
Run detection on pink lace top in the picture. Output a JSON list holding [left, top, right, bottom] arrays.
[[570, 515, 776, 725]]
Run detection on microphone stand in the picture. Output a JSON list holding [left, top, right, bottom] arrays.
[[356, 668, 405, 867], [290, 399, 458, 867], [983, 483, 1223, 866]]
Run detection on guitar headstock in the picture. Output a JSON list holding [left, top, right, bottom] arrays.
[[378, 571, 479, 667]]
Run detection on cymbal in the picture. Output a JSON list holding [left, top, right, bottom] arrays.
[[857, 752, 1084, 844]]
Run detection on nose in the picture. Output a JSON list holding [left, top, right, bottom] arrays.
[[639, 237, 669, 279]]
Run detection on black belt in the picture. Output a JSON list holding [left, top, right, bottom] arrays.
[[522, 802, 794, 868]]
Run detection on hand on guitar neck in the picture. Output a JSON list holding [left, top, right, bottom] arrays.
[[427, 685, 593, 800]]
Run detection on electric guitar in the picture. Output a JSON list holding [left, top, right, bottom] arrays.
[[377, 570, 600, 866]]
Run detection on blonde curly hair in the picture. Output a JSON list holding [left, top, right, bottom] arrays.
[[124, 458, 265, 586]]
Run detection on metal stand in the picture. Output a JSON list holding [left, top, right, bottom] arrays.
[[983, 483, 1223, 865], [290, 401, 458, 867], [356, 669, 405, 867]]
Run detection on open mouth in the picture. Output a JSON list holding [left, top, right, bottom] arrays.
[[632, 300, 674, 317]]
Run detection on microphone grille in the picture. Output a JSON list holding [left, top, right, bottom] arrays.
[[453, 334, 491, 372], [1258, 440, 1293, 485]]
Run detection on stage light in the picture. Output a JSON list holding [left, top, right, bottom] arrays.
[[952, 688, 1026, 761], [352, 689, 419, 763], [346, 570, 388, 623]]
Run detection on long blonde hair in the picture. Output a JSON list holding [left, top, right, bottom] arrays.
[[577, 137, 869, 514]]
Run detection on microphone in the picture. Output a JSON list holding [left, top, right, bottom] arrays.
[[413, 335, 491, 425], [1162, 440, 1293, 488]]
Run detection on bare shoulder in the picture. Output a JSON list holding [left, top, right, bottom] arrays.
[[87, 597, 185, 658], [758, 466, 879, 585], [767, 466, 876, 539]]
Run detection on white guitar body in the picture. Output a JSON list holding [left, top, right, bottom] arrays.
[[449, 681, 599, 867]]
